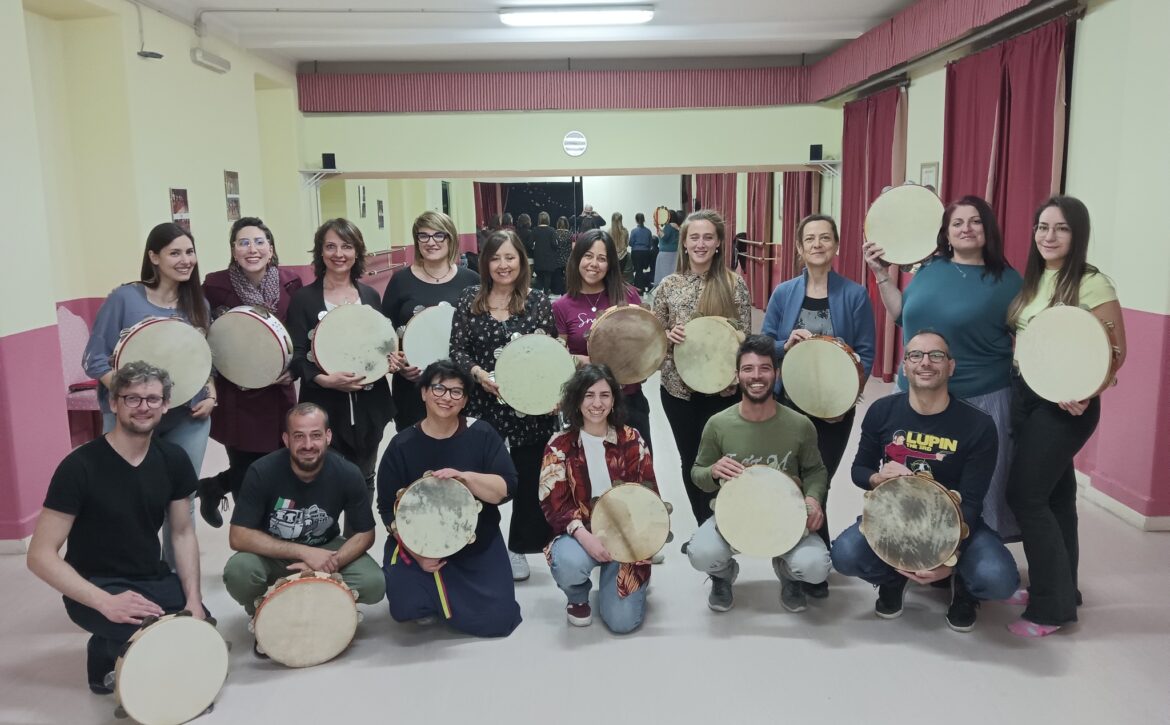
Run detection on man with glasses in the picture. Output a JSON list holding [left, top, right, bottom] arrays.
[[28, 362, 210, 694], [831, 331, 1019, 631], [222, 402, 385, 656], [376, 360, 522, 637]]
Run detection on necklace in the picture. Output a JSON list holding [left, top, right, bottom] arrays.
[[421, 264, 452, 283], [583, 291, 604, 313]]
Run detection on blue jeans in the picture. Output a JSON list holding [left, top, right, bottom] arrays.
[[103, 409, 210, 569], [831, 517, 1019, 601], [549, 536, 647, 634]]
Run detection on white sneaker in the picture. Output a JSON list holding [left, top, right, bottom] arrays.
[[509, 551, 531, 581], [651, 551, 665, 565]]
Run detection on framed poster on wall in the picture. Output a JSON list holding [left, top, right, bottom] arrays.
[[169, 188, 191, 233], [919, 162, 940, 193], [224, 171, 241, 221]]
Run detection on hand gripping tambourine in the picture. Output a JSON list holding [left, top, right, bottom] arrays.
[[113, 317, 213, 406], [309, 304, 398, 385], [1015, 304, 1121, 403], [652, 206, 672, 229], [207, 305, 293, 389], [252, 570, 359, 668], [781, 335, 865, 419], [864, 184, 944, 266], [114, 611, 228, 725], [589, 482, 672, 563], [401, 303, 455, 372], [494, 333, 576, 415], [392, 473, 482, 559], [674, 316, 745, 395], [860, 474, 969, 572], [713, 465, 808, 558], [587, 305, 668, 385]]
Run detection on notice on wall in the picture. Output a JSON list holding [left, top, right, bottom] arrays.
[[170, 188, 191, 233], [224, 171, 241, 221]]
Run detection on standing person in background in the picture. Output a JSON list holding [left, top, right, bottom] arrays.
[[553, 216, 573, 295], [198, 217, 304, 527], [82, 222, 214, 568], [610, 212, 634, 284], [515, 213, 534, 260], [500, 213, 515, 232], [577, 204, 605, 233], [654, 210, 681, 285], [652, 210, 752, 524], [530, 211, 559, 292], [630, 212, 655, 294]]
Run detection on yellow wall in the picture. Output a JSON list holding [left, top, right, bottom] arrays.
[[256, 85, 314, 263], [1065, 0, 1170, 315], [905, 64, 947, 189]]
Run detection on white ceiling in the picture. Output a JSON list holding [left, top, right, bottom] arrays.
[[138, 0, 918, 66]]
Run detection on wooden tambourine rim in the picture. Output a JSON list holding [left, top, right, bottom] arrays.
[[207, 305, 292, 389], [587, 305, 669, 385], [253, 571, 358, 668], [860, 474, 968, 571], [780, 335, 865, 419]]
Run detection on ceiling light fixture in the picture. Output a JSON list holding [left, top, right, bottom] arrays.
[[499, 4, 654, 28]]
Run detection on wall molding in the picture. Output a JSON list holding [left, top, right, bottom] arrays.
[[1077, 471, 1170, 532]]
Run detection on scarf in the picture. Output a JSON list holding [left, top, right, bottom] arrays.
[[229, 264, 281, 311]]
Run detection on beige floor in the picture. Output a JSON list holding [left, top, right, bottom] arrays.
[[4, 375, 1170, 725]]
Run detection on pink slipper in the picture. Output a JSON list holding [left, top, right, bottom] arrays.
[[1004, 588, 1029, 606], [1007, 618, 1061, 638]]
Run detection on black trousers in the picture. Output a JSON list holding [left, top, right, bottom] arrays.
[[551, 268, 567, 295], [331, 434, 382, 537], [508, 442, 553, 554], [391, 374, 426, 432], [1006, 374, 1099, 626], [625, 388, 653, 454], [533, 270, 556, 292], [660, 388, 739, 525], [201, 447, 267, 500], [631, 249, 655, 292], [780, 395, 856, 545]]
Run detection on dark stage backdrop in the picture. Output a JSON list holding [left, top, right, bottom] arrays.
[[503, 182, 578, 225]]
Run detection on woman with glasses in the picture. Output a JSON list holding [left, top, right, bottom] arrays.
[[381, 211, 479, 431], [1004, 196, 1126, 637], [196, 217, 304, 527], [863, 195, 1023, 540]]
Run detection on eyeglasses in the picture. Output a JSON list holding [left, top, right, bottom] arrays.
[[416, 232, 450, 243], [428, 383, 465, 400], [118, 394, 165, 408], [233, 237, 270, 249], [904, 350, 949, 363], [1034, 223, 1071, 236]]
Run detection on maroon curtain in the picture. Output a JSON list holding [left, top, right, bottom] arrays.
[[693, 173, 738, 259], [682, 175, 693, 214], [940, 46, 1004, 204], [779, 171, 817, 283], [745, 172, 775, 308], [473, 182, 500, 227]]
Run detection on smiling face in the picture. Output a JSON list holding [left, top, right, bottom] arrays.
[[422, 376, 468, 422], [798, 220, 839, 268], [148, 234, 197, 284], [578, 240, 609, 288], [415, 226, 451, 264], [902, 333, 955, 393], [488, 238, 522, 287], [737, 351, 777, 403], [232, 225, 273, 275], [283, 409, 332, 476], [579, 379, 614, 429], [1034, 205, 1072, 270], [110, 379, 168, 435], [321, 229, 356, 276], [945, 205, 986, 258], [684, 219, 720, 269]]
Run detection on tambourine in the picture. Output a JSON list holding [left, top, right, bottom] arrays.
[[860, 474, 969, 572], [781, 335, 865, 419], [1015, 304, 1121, 403], [863, 184, 944, 266]]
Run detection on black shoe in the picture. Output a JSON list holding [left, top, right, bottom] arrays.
[[803, 580, 830, 599], [197, 476, 225, 528], [929, 575, 953, 589], [252, 639, 269, 660], [86, 637, 115, 695], [946, 575, 979, 632], [875, 578, 907, 619]]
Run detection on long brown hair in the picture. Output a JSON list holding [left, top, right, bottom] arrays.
[[565, 230, 631, 306], [935, 195, 1010, 281], [139, 222, 209, 331], [472, 230, 531, 315], [312, 218, 367, 281], [676, 209, 738, 320], [611, 212, 629, 257], [1008, 195, 1099, 326]]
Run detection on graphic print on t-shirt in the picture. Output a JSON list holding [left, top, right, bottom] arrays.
[[268, 497, 334, 545], [883, 429, 954, 478]]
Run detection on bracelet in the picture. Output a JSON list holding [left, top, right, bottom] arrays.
[[877, 277, 890, 285]]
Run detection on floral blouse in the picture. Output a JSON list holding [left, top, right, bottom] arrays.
[[449, 285, 559, 446], [539, 424, 658, 597], [651, 271, 753, 400]]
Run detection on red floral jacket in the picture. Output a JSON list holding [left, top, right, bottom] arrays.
[[539, 425, 658, 597]]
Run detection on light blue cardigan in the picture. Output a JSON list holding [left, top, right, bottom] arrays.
[[761, 269, 877, 397]]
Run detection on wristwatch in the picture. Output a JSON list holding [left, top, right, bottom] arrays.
[[566, 519, 584, 536]]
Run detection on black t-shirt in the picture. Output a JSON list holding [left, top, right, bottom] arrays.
[[376, 417, 517, 559], [380, 266, 480, 330], [231, 449, 375, 546], [851, 392, 997, 526], [43, 437, 196, 579]]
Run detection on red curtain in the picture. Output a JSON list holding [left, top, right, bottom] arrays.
[[473, 182, 505, 227], [779, 171, 817, 283], [745, 172, 775, 308], [693, 173, 738, 258]]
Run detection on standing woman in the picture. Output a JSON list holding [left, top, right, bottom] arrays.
[[287, 219, 398, 519], [515, 213, 534, 260], [652, 209, 752, 524], [553, 216, 573, 295], [762, 214, 875, 562], [653, 210, 681, 285], [610, 212, 634, 284], [863, 195, 1022, 539], [530, 211, 559, 292], [381, 211, 479, 431], [82, 222, 214, 565], [197, 217, 304, 527], [553, 230, 652, 448], [450, 229, 558, 581], [1004, 196, 1126, 637]]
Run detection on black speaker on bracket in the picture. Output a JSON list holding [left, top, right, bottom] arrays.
[[809, 144, 823, 161], [322, 153, 336, 170]]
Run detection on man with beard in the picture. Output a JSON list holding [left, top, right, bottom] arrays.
[[685, 334, 831, 614], [223, 402, 384, 655], [28, 362, 209, 694], [830, 331, 1018, 632]]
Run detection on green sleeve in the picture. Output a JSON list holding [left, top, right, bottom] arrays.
[[691, 420, 722, 493], [797, 418, 829, 504]]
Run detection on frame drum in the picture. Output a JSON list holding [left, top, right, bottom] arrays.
[[863, 184, 944, 266], [253, 571, 358, 668], [207, 305, 292, 389], [394, 474, 482, 559], [713, 465, 807, 558], [588, 305, 668, 385], [674, 316, 743, 395], [860, 474, 968, 572], [781, 336, 865, 419], [115, 612, 228, 725], [113, 317, 213, 406], [1015, 305, 1120, 403], [310, 304, 398, 385], [591, 483, 671, 563], [652, 206, 672, 228], [494, 333, 576, 415], [402, 303, 455, 372]]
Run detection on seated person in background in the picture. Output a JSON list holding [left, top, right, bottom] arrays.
[[539, 364, 658, 634], [222, 402, 385, 656], [377, 360, 522, 637]]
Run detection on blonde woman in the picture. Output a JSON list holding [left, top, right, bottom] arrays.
[[611, 212, 634, 283]]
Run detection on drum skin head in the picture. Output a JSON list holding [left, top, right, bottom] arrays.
[[312, 304, 398, 384], [714, 466, 807, 558], [781, 337, 864, 419], [587, 306, 668, 385], [396, 475, 481, 558], [591, 483, 671, 563], [861, 475, 963, 572], [115, 318, 213, 406], [863, 185, 944, 266], [1016, 305, 1115, 403], [675, 317, 741, 395], [403, 304, 455, 372], [495, 334, 576, 415], [254, 574, 358, 668], [208, 306, 292, 389], [115, 615, 228, 725]]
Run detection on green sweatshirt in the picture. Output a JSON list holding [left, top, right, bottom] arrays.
[[692, 404, 828, 504]]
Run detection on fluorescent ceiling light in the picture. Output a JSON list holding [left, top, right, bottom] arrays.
[[499, 5, 654, 27]]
